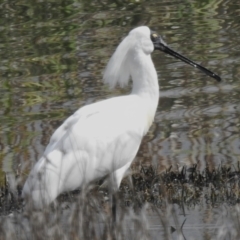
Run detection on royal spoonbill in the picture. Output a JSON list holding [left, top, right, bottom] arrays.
[[22, 26, 221, 209]]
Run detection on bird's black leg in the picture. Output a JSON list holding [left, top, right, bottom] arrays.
[[112, 193, 117, 223], [110, 192, 117, 240]]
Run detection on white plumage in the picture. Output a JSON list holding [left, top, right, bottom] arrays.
[[22, 26, 159, 208], [22, 25, 221, 209]]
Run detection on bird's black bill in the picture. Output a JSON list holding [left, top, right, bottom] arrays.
[[152, 35, 221, 82], [161, 45, 221, 82]]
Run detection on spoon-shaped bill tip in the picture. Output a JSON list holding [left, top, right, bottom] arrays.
[[163, 45, 222, 82]]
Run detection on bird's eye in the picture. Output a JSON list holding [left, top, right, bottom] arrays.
[[151, 33, 158, 41]]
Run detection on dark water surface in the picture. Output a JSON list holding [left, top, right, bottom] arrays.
[[0, 0, 240, 238]]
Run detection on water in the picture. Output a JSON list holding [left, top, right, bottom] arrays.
[[0, 0, 240, 238]]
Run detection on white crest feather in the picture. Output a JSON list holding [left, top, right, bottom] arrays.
[[103, 26, 152, 89], [103, 35, 132, 89]]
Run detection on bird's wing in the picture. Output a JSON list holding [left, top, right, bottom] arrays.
[[45, 95, 147, 154]]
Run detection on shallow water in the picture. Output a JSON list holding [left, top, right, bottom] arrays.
[[1, 202, 239, 240], [0, 0, 240, 238]]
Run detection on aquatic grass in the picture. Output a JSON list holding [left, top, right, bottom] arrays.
[[1, 163, 240, 239]]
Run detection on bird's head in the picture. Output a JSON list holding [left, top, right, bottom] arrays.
[[103, 26, 221, 89]]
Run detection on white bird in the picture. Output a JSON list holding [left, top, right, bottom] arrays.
[[22, 26, 221, 209]]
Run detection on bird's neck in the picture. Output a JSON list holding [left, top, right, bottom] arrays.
[[129, 52, 159, 132], [130, 52, 159, 104]]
